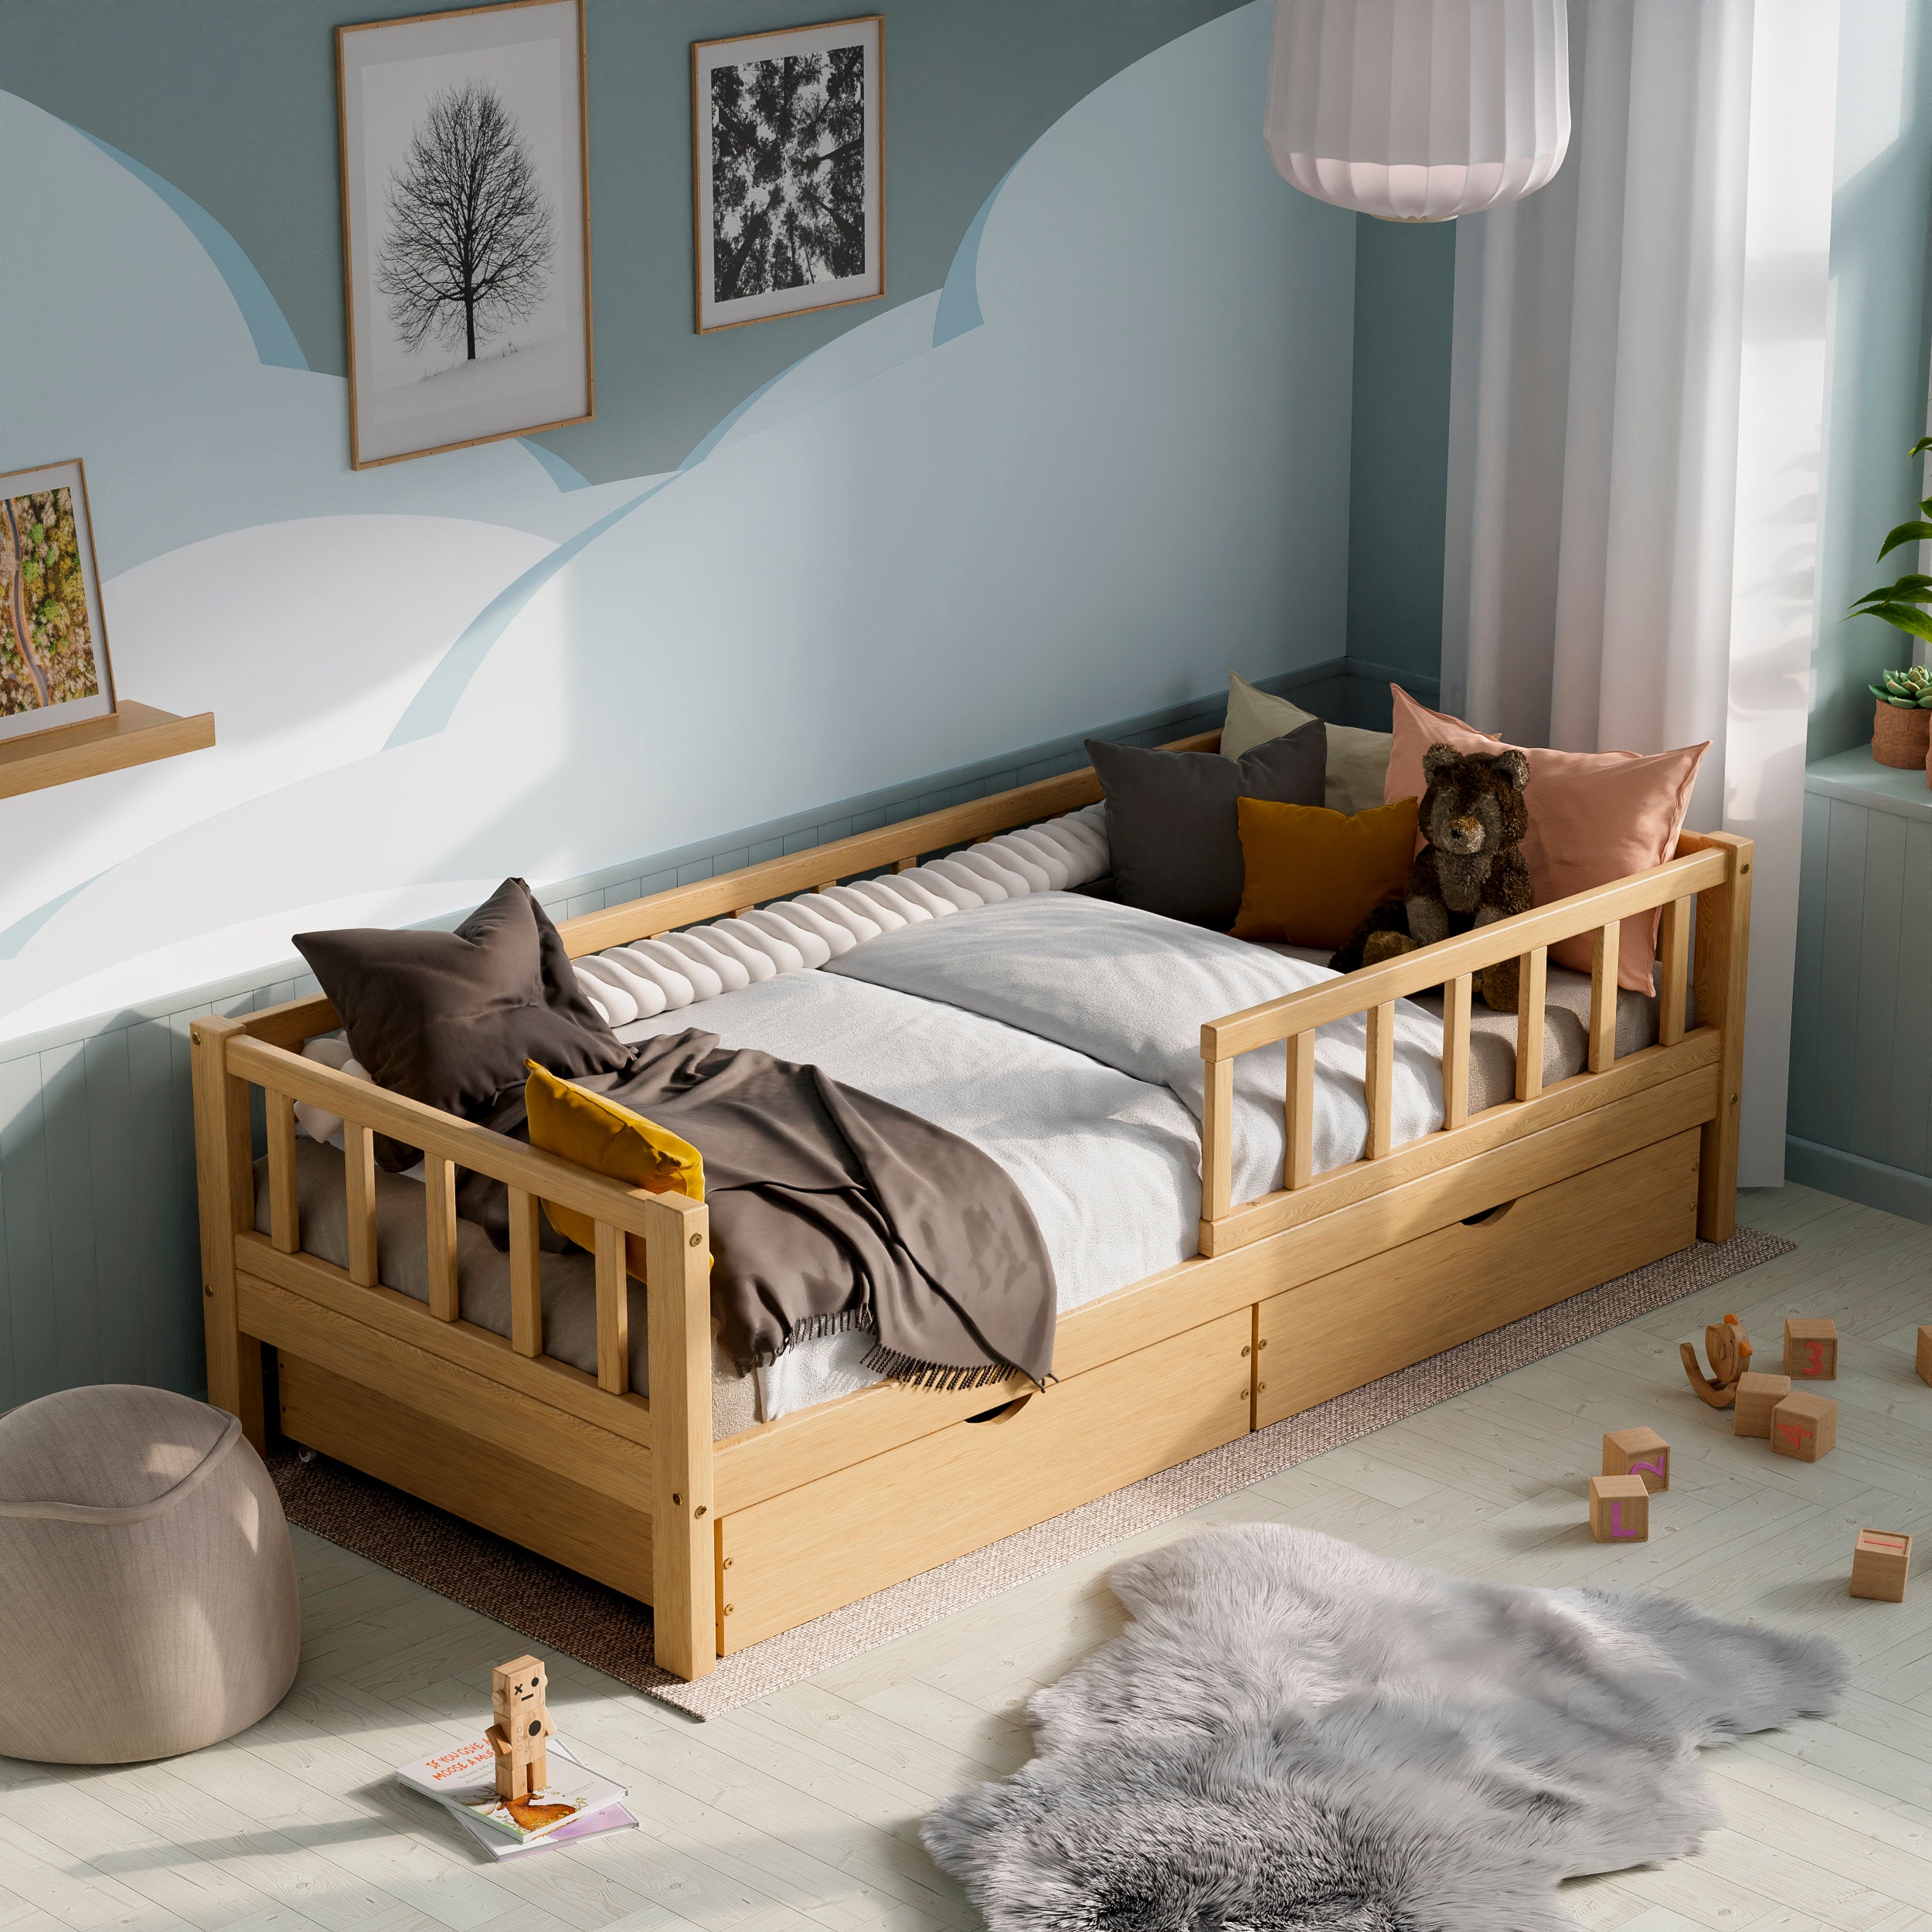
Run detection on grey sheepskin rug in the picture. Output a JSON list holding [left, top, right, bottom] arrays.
[[923, 1526, 1844, 1930]]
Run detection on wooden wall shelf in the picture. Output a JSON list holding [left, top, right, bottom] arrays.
[[0, 702, 216, 801]]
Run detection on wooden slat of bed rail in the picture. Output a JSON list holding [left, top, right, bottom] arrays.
[[343, 1122, 377, 1288], [1515, 947, 1548, 1104], [1440, 975, 1472, 1131], [646, 1191, 716, 1679], [1658, 896, 1691, 1047], [228, 1036, 669, 1240], [1199, 1031, 1720, 1254], [424, 1155, 459, 1321], [1364, 1003, 1396, 1161], [594, 1222, 628, 1396], [266, 1090, 300, 1255], [1202, 1056, 1234, 1221], [556, 730, 1219, 958], [1202, 846, 1726, 1060], [509, 1189, 543, 1359], [1589, 922, 1620, 1073], [1284, 1031, 1315, 1190]]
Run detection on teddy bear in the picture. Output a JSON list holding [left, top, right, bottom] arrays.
[[1329, 743, 1532, 1011]]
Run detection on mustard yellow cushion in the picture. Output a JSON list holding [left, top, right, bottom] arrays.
[[1231, 795, 1419, 951], [523, 1061, 702, 1274]]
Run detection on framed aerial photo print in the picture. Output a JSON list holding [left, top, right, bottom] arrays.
[[336, 0, 593, 468], [0, 458, 117, 747], [692, 15, 885, 333]]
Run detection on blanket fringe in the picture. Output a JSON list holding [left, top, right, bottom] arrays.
[[860, 1343, 1028, 1393], [747, 1311, 1043, 1395]]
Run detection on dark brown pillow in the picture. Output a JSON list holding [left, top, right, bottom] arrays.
[[1086, 722, 1326, 928], [294, 879, 630, 1141]]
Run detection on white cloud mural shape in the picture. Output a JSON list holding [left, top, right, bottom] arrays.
[[0, 2, 1354, 1041]]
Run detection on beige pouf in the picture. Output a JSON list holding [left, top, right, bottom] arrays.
[[0, 1385, 300, 1764]]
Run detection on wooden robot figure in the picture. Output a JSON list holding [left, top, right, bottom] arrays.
[[1681, 1312, 1753, 1407], [488, 1655, 556, 1803]]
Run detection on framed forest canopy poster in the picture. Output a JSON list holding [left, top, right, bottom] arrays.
[[0, 458, 117, 747], [336, 0, 593, 468], [692, 15, 885, 333]]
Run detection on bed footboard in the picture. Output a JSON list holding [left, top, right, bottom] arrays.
[[189, 1011, 719, 1680]]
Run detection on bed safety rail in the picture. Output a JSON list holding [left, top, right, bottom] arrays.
[[1195, 831, 1752, 1257], [189, 1019, 718, 1677]]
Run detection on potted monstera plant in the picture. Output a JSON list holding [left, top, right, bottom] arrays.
[[1851, 436, 1932, 776]]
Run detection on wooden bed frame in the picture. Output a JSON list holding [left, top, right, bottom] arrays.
[[191, 731, 1752, 1681]]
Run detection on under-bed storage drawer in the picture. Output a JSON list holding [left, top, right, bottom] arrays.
[[1253, 1128, 1699, 1429], [715, 1306, 1253, 1651]]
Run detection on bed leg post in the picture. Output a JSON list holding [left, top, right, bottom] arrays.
[[190, 1015, 267, 1450], [647, 1191, 716, 1680], [1686, 831, 1752, 1243]]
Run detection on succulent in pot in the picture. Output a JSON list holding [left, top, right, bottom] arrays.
[[1868, 666, 1932, 769]]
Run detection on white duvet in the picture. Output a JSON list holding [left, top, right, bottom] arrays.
[[619, 894, 1447, 1418]]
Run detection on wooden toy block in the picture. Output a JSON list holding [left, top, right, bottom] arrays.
[[1850, 1529, 1912, 1602], [1732, 1372, 1791, 1438], [1917, 1325, 1931, 1386], [1589, 1473, 1650, 1543], [1602, 1427, 1670, 1492], [1769, 1390, 1837, 1462], [486, 1653, 555, 1803], [1784, 1317, 1838, 1380], [1681, 1311, 1753, 1406]]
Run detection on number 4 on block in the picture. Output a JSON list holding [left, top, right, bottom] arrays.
[[1769, 1391, 1838, 1462], [1589, 1474, 1649, 1543]]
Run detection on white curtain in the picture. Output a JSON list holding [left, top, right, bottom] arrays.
[[1440, 0, 1841, 1186]]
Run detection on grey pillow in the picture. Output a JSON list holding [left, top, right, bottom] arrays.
[[1086, 722, 1326, 928]]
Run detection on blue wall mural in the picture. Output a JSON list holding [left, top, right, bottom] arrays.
[[0, 1, 1355, 1049]]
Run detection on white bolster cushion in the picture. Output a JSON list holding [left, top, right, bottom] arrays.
[[717, 915, 811, 974], [796, 893, 883, 944], [876, 872, 957, 918], [294, 1039, 372, 1147], [978, 837, 1053, 893], [583, 951, 670, 1018], [697, 922, 778, 981], [631, 937, 722, 1002], [947, 851, 1028, 897], [768, 899, 858, 957], [603, 944, 696, 1009], [658, 929, 750, 992], [573, 958, 640, 1024], [845, 878, 933, 923], [905, 862, 987, 909], [996, 829, 1073, 889], [743, 906, 832, 970], [825, 883, 908, 930]]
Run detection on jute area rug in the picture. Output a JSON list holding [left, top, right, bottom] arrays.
[[270, 1227, 1790, 1720]]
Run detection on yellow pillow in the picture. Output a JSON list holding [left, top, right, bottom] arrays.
[[523, 1061, 703, 1275], [1231, 795, 1419, 951]]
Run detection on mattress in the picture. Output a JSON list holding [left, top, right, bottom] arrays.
[[260, 923, 1669, 1431]]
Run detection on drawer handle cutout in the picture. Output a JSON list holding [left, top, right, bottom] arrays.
[[1461, 1199, 1519, 1228], [965, 1395, 1034, 1425]]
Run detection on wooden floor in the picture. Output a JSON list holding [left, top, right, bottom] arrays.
[[2, 1181, 1927, 1932]]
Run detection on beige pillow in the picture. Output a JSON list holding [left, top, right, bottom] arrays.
[[1223, 672, 1392, 815]]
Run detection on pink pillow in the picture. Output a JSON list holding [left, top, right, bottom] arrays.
[[1383, 688, 1706, 995]]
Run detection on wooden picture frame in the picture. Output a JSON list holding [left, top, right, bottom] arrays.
[[692, 15, 885, 334], [335, 0, 594, 468], [0, 457, 117, 748]]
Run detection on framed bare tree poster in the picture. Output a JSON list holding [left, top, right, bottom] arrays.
[[692, 15, 884, 334], [336, 0, 593, 468]]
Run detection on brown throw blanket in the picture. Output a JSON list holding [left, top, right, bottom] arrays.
[[478, 1029, 1056, 1393]]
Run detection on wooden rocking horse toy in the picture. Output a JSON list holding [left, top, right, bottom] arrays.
[[1681, 1313, 1753, 1407]]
